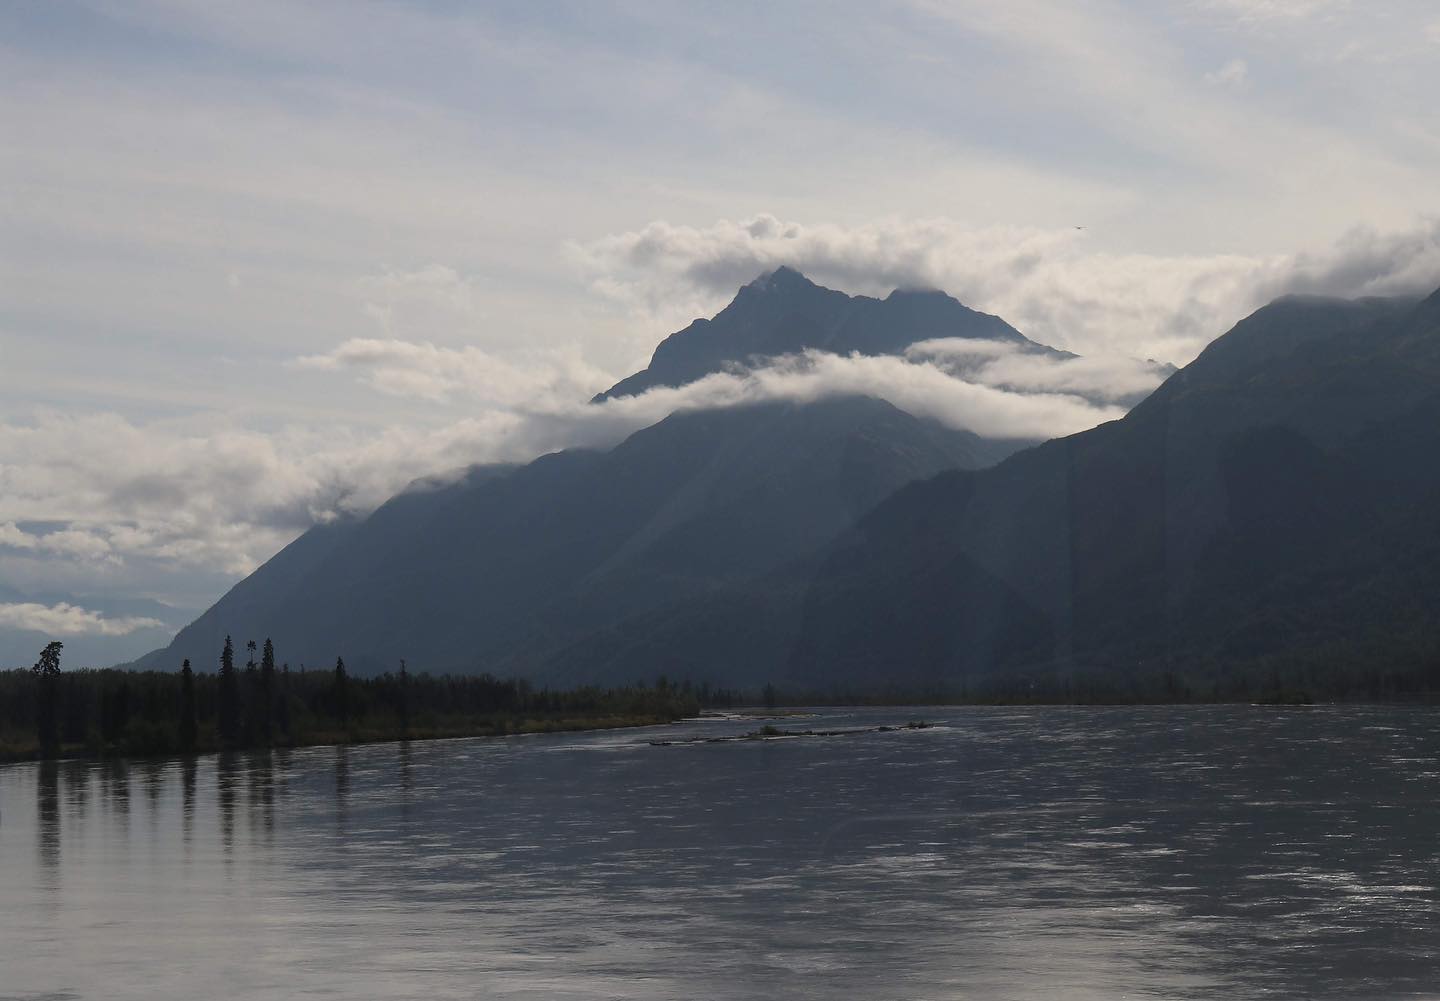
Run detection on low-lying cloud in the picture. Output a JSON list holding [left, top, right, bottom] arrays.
[[1, 335, 1159, 590], [571, 214, 1440, 364], [294, 338, 610, 406], [905, 339, 1174, 405], [0, 602, 165, 637]]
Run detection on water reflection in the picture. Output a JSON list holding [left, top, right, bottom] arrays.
[[397, 740, 413, 825], [100, 756, 129, 833], [217, 751, 239, 859], [334, 744, 350, 835], [140, 758, 164, 841], [36, 759, 61, 888], [62, 758, 90, 823], [248, 749, 275, 845], [181, 754, 197, 851]]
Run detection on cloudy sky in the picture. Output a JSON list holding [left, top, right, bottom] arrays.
[[3, 0, 1439, 661]]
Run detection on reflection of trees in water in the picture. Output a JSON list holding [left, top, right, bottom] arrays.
[[181, 755, 198, 853], [217, 751, 239, 861], [398, 740, 414, 826], [62, 760, 91, 824], [334, 745, 351, 835], [37, 760, 61, 888], [140, 759, 165, 837], [248, 749, 276, 845], [272, 747, 293, 800], [101, 757, 130, 833]]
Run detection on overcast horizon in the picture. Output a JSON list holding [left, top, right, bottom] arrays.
[[4, 0, 1440, 664]]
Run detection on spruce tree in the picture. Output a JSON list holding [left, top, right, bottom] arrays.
[[260, 639, 276, 745], [242, 640, 259, 745], [334, 656, 349, 727], [32, 641, 63, 758], [217, 636, 240, 749], [397, 658, 410, 735], [179, 658, 198, 752], [277, 661, 292, 743]]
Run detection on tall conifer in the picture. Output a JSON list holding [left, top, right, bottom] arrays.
[[32, 641, 63, 758], [179, 658, 198, 752], [334, 656, 349, 727], [260, 639, 276, 745], [217, 636, 240, 748]]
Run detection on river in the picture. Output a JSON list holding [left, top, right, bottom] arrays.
[[2, 705, 1438, 999]]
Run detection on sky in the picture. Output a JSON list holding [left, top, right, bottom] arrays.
[[2, 0, 1439, 663]]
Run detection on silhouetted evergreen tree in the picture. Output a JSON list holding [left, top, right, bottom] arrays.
[[242, 640, 259, 745], [334, 656, 349, 726], [217, 635, 240, 749], [397, 658, 410, 734], [277, 661, 292, 742], [32, 641, 63, 758], [179, 658, 198, 752], [100, 679, 131, 746], [259, 638, 276, 745]]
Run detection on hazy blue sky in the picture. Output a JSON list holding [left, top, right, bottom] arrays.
[[3, 0, 1439, 659]]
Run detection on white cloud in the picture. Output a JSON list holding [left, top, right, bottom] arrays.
[[906, 340, 1173, 404], [574, 214, 1440, 364], [0, 411, 539, 578], [302, 340, 1139, 443], [1204, 58, 1250, 89], [600, 351, 1129, 440], [1199, 0, 1348, 22], [0, 522, 117, 563], [0, 602, 165, 638], [295, 338, 611, 406], [0, 334, 1145, 590], [1203, 0, 1347, 19]]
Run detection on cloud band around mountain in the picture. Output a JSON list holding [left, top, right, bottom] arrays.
[[570, 214, 1440, 365]]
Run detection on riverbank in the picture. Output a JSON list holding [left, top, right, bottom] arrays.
[[0, 711, 685, 765]]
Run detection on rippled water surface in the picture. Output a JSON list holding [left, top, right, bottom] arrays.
[[3, 706, 1440, 999]]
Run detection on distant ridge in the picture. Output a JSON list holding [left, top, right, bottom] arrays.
[[789, 286, 1440, 691], [135, 396, 1027, 679]]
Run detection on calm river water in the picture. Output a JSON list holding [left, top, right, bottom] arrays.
[[2, 706, 1439, 1000]]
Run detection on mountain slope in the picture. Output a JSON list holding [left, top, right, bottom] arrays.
[[140, 396, 1022, 677], [789, 289, 1440, 691], [596, 266, 1043, 401]]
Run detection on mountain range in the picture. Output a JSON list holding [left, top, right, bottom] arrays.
[[137, 270, 1041, 677], [793, 289, 1440, 694], [135, 273, 1440, 696]]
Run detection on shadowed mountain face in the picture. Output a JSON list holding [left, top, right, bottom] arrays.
[[138, 278, 1440, 693], [595, 266, 1043, 401], [790, 290, 1440, 689], [138, 397, 1023, 677]]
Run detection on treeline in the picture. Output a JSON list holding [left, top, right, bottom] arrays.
[[746, 647, 1440, 709], [0, 637, 700, 761]]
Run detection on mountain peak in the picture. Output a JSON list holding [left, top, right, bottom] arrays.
[[885, 285, 947, 300], [744, 265, 817, 293], [594, 268, 1045, 401]]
